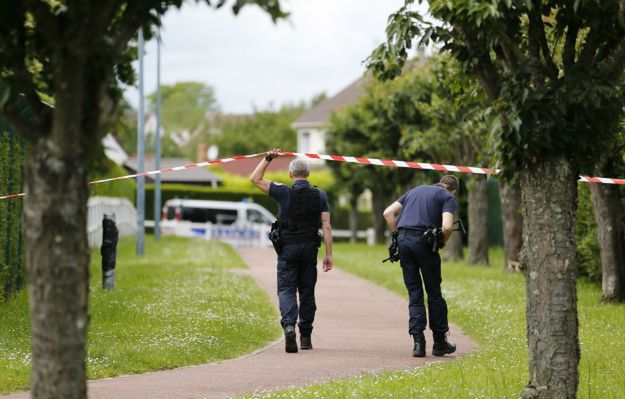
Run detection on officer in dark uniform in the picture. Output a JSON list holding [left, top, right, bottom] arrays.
[[383, 175, 459, 357], [251, 148, 333, 353]]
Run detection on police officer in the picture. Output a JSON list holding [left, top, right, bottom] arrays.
[[383, 175, 459, 357], [251, 148, 333, 353]]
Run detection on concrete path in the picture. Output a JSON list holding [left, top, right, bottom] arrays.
[[3, 247, 476, 399]]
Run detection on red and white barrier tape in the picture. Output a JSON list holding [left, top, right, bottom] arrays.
[[282, 152, 625, 185], [1, 151, 623, 200], [0, 154, 261, 200]]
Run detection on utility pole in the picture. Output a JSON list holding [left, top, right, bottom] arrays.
[[136, 27, 145, 256], [154, 29, 162, 241]]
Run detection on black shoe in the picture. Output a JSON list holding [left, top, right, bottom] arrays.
[[432, 332, 456, 357], [412, 334, 426, 357], [284, 325, 298, 353], [300, 335, 312, 350]]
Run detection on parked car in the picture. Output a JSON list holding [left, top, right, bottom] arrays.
[[160, 199, 276, 245]]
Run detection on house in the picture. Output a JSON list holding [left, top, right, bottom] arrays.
[[124, 156, 222, 188], [292, 58, 423, 158], [291, 76, 367, 158]]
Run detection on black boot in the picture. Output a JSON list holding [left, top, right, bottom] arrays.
[[284, 325, 298, 353], [432, 331, 456, 356], [300, 334, 312, 350], [412, 333, 426, 357]]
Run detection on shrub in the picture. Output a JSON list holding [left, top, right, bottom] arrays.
[[0, 125, 27, 302], [89, 160, 136, 203], [576, 184, 601, 281]]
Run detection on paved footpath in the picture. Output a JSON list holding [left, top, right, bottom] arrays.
[[4, 247, 476, 399]]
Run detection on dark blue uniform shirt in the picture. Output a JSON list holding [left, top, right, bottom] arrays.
[[269, 180, 330, 240], [396, 183, 456, 230]]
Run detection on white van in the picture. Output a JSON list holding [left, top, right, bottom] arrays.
[[160, 199, 276, 246]]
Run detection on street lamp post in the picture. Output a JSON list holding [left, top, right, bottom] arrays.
[[136, 27, 145, 256], [154, 30, 162, 241]]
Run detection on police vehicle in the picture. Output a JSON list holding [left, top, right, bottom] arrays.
[[160, 199, 276, 246]]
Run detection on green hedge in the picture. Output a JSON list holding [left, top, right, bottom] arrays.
[[576, 184, 601, 281], [0, 124, 27, 302], [89, 161, 135, 203]]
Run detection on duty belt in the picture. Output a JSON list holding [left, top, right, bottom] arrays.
[[398, 229, 426, 238]]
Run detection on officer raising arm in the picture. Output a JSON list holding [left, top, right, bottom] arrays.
[[250, 148, 333, 354], [382, 175, 459, 358]]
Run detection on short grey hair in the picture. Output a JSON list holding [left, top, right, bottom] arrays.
[[289, 157, 310, 177]]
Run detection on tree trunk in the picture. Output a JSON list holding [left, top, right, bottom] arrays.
[[349, 195, 359, 244], [467, 176, 489, 265], [23, 57, 94, 397], [520, 157, 579, 399], [589, 182, 625, 302], [25, 142, 90, 398], [499, 180, 523, 271], [371, 191, 391, 244], [443, 208, 464, 261]]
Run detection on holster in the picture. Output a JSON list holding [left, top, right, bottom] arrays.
[[422, 228, 445, 252], [269, 221, 283, 255]]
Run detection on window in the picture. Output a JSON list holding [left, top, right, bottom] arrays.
[[300, 131, 311, 153], [180, 207, 238, 225], [181, 207, 209, 223], [215, 210, 238, 225], [247, 209, 272, 224]]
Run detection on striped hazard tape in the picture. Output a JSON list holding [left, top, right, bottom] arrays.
[[0, 151, 623, 200]]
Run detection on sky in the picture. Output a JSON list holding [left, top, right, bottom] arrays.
[[124, 0, 412, 114]]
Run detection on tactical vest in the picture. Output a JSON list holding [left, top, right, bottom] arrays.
[[283, 186, 322, 232]]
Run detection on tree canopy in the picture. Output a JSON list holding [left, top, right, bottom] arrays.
[[148, 81, 218, 136], [367, 0, 625, 175]]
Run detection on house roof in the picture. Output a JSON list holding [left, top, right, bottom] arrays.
[[125, 156, 222, 185], [292, 59, 424, 130], [219, 155, 291, 176], [102, 133, 129, 166], [292, 75, 367, 128]]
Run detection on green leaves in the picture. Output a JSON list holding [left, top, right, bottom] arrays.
[[230, 0, 288, 21], [365, 4, 427, 81], [371, 0, 625, 176], [0, 82, 10, 109]]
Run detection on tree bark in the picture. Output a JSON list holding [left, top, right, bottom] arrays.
[[349, 195, 359, 244], [24, 54, 95, 398], [443, 208, 464, 261], [499, 180, 523, 271], [25, 142, 90, 399], [520, 157, 579, 399], [589, 182, 625, 302], [372, 191, 391, 244], [467, 176, 489, 265]]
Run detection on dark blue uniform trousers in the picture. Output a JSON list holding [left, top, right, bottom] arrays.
[[277, 242, 318, 335], [398, 234, 449, 335]]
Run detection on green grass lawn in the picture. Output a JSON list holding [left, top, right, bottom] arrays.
[[0, 236, 281, 394], [252, 244, 625, 399]]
